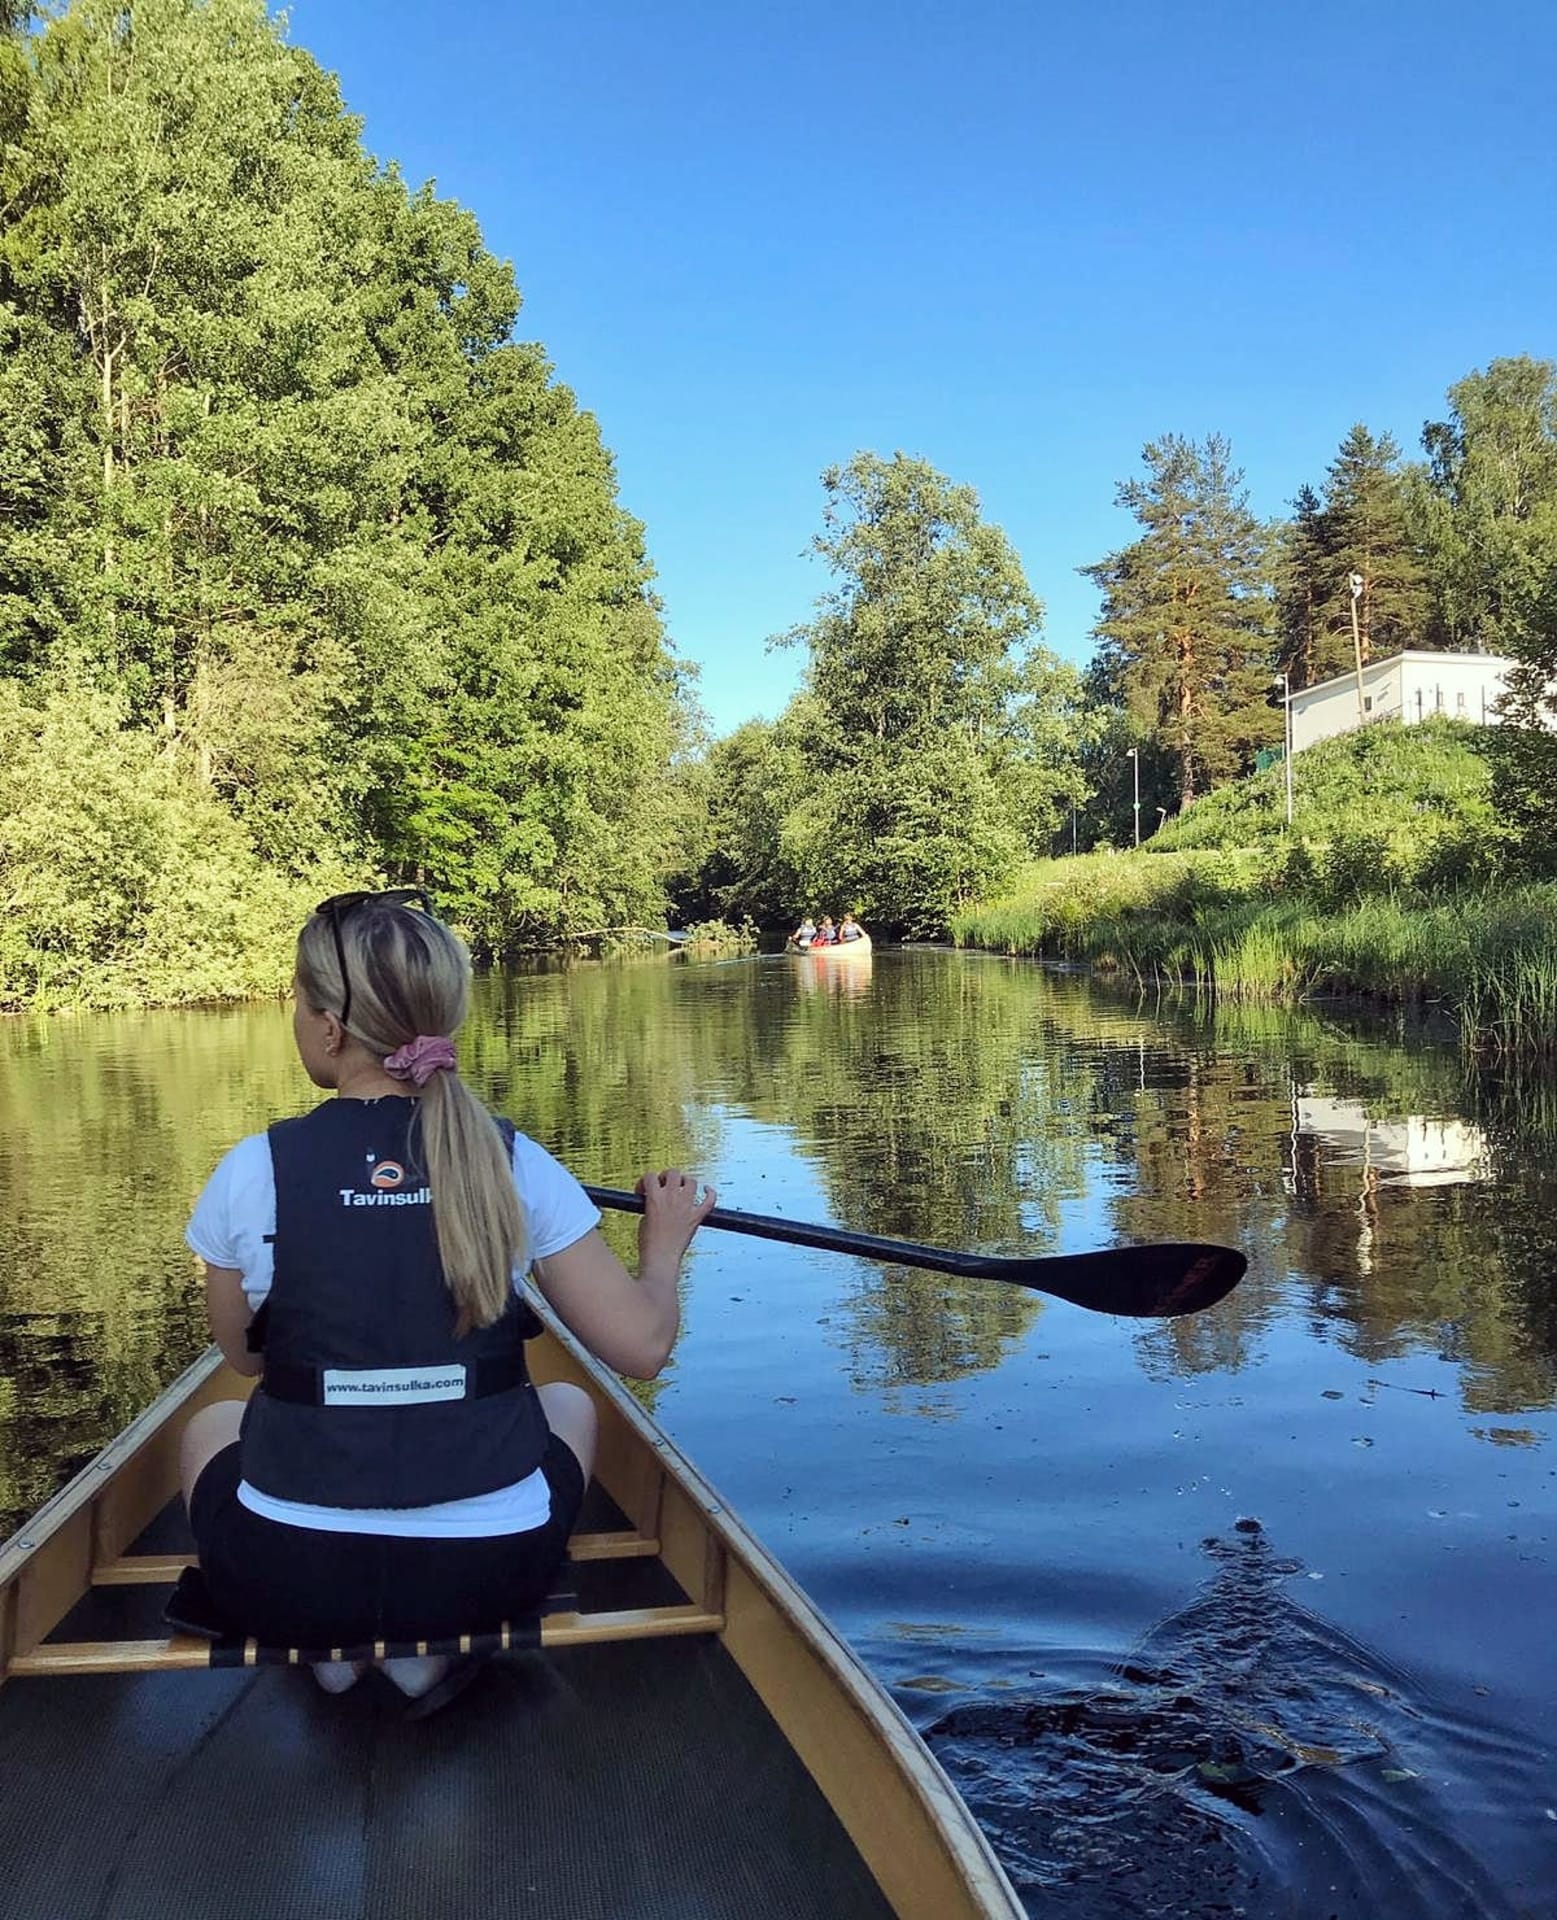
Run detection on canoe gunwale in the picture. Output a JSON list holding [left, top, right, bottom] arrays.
[[527, 1293, 1023, 1919], [0, 1348, 228, 1581], [0, 1347, 234, 1674]]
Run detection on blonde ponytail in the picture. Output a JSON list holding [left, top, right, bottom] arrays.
[[416, 1069, 526, 1334], [296, 902, 527, 1332]]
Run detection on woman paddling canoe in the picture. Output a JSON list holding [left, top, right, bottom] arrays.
[[179, 888, 715, 1708]]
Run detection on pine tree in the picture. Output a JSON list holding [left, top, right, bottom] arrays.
[[1275, 484, 1327, 689], [1084, 435, 1277, 806], [1276, 428, 1427, 690], [1316, 426, 1428, 674]]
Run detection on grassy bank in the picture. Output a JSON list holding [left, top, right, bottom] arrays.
[[953, 854, 1557, 1054], [952, 722, 1557, 1053]]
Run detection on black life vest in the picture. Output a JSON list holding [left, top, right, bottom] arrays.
[[239, 1098, 549, 1509]]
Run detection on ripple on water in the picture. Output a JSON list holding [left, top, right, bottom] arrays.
[[925, 1526, 1556, 1920]]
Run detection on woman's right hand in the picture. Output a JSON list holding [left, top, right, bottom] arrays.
[[635, 1168, 718, 1272]]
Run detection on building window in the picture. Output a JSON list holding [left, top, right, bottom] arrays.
[[1456, 690, 1466, 712], [1364, 696, 1373, 712]]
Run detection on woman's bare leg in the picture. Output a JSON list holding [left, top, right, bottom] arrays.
[[179, 1400, 246, 1514], [537, 1380, 597, 1482], [180, 1400, 366, 1694]]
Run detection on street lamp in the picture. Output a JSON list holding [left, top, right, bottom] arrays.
[[1155, 805, 1168, 833], [1274, 671, 1294, 827], [1348, 571, 1366, 724], [1126, 747, 1140, 848]]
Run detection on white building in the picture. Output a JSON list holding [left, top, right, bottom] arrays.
[[1289, 649, 1515, 755]]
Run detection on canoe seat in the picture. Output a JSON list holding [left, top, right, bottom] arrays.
[[7, 1538, 725, 1678], [159, 1563, 576, 1666]]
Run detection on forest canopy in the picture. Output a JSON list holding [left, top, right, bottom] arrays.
[[0, 0, 694, 1005]]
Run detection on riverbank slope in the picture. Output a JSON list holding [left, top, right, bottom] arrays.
[[952, 720, 1557, 1054]]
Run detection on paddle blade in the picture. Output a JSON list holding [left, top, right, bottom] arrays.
[[1000, 1242, 1247, 1318]]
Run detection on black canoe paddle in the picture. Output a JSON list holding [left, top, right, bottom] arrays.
[[582, 1185, 1245, 1319]]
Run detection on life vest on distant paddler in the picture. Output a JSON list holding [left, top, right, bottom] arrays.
[[240, 1099, 549, 1509]]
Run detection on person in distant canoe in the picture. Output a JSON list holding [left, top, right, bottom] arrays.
[[813, 916, 839, 946], [180, 890, 716, 1712], [838, 914, 865, 943], [792, 916, 817, 950]]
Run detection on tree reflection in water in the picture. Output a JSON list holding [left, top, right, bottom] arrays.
[[1, 951, 1554, 1530]]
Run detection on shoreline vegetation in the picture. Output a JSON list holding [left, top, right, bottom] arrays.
[[952, 722, 1557, 1056], [953, 859, 1557, 1056], [5, 11, 1556, 1031]]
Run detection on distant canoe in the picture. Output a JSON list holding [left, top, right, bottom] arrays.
[[798, 933, 873, 959]]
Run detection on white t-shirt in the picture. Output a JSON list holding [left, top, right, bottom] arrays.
[[186, 1120, 599, 1538]]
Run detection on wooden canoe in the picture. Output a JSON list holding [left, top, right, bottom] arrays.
[[0, 1308, 1024, 1920]]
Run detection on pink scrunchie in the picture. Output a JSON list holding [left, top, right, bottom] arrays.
[[382, 1035, 457, 1087]]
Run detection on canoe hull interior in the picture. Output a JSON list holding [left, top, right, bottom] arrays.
[[0, 1529, 898, 1919], [0, 1319, 1024, 1919]]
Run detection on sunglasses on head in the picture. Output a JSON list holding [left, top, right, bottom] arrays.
[[313, 888, 432, 1030]]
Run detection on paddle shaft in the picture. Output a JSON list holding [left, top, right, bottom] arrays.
[[580, 1185, 1244, 1318]]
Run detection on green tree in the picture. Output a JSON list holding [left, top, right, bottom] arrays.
[[1416, 359, 1557, 869], [1072, 659, 1175, 848], [0, 682, 345, 1008], [1278, 429, 1428, 690], [1320, 426, 1428, 673], [676, 714, 811, 926], [367, 322, 692, 945], [986, 648, 1096, 852], [773, 452, 1081, 934], [1274, 483, 1328, 691], [1416, 356, 1557, 657], [1084, 434, 1278, 807], [0, 0, 696, 996]]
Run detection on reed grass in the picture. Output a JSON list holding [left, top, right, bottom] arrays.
[[953, 859, 1557, 1055]]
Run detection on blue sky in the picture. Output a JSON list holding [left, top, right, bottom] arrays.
[[291, 0, 1555, 734]]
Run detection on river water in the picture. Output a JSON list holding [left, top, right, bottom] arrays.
[[1, 948, 1553, 1917]]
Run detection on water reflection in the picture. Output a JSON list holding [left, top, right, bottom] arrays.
[[1295, 1096, 1488, 1189], [789, 947, 875, 998], [1019, 988, 1557, 1414], [1, 955, 1555, 1533]]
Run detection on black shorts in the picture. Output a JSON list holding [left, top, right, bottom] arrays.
[[189, 1435, 585, 1648]]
